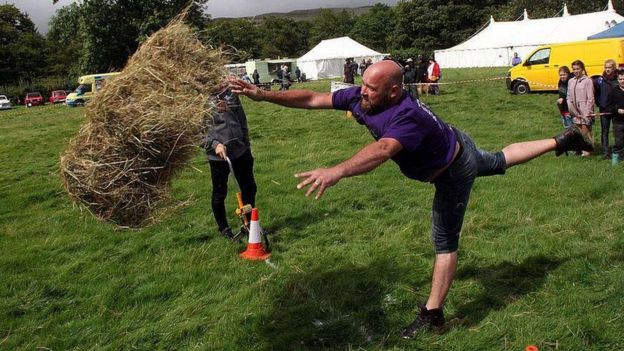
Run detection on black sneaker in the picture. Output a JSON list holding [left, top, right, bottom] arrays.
[[554, 125, 594, 156], [220, 227, 237, 242], [400, 304, 445, 339]]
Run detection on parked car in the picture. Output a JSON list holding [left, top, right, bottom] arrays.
[[49, 90, 67, 103], [24, 92, 44, 107], [0, 95, 12, 110]]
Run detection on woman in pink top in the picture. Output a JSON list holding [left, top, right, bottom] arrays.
[[566, 59, 595, 156]]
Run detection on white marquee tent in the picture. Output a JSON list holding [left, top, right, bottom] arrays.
[[435, 1, 624, 68], [297, 37, 386, 80]]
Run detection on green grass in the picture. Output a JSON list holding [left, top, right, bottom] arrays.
[[1, 68, 623, 350]]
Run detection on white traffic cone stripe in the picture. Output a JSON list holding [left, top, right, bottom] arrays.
[[249, 219, 262, 244]]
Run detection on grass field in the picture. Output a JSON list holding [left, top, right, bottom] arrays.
[[1, 68, 623, 350]]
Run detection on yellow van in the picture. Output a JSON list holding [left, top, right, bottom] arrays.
[[506, 38, 624, 94], [66, 72, 120, 106]]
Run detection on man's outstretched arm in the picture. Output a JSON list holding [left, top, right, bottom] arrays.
[[295, 138, 403, 199], [228, 78, 333, 109]]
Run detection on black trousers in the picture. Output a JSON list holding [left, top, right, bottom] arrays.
[[613, 122, 624, 156], [600, 110, 612, 156], [209, 150, 257, 231]]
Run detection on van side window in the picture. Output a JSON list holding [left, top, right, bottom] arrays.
[[527, 48, 551, 65]]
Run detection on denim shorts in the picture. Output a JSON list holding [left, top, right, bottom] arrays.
[[431, 128, 507, 253]]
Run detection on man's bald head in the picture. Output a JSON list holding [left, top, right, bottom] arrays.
[[364, 60, 404, 89]]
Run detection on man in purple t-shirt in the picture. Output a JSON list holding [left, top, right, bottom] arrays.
[[228, 60, 593, 338]]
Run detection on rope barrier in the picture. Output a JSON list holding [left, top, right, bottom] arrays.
[[1, 103, 68, 118], [404, 76, 508, 86]]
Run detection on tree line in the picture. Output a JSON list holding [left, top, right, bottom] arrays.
[[1, 0, 620, 88]]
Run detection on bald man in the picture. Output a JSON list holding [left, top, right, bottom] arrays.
[[228, 60, 593, 338]]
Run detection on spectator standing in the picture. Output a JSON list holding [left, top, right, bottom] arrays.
[[276, 66, 283, 81], [280, 73, 291, 91], [567, 59, 595, 156], [344, 58, 355, 84], [403, 58, 418, 98], [241, 72, 252, 84], [204, 87, 257, 241], [609, 69, 624, 160], [511, 52, 522, 66], [596, 59, 619, 159], [360, 59, 367, 76], [295, 66, 301, 83], [427, 58, 441, 95], [252, 69, 260, 85], [351, 59, 359, 77], [416, 56, 428, 96], [557, 66, 573, 128], [280, 64, 291, 91]]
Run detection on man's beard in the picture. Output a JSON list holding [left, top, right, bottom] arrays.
[[360, 94, 392, 114]]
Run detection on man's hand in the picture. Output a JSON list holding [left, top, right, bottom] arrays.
[[557, 98, 564, 105], [294, 167, 343, 200], [215, 143, 227, 159], [618, 108, 624, 115], [227, 77, 262, 101]]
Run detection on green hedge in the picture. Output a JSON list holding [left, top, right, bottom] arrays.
[[0, 76, 77, 104]]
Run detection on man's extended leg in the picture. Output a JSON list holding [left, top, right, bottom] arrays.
[[501, 139, 556, 167], [503, 125, 594, 167]]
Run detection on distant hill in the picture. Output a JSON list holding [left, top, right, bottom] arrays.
[[214, 6, 377, 22]]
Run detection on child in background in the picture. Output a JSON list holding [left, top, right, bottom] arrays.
[[609, 69, 624, 160], [567, 60, 595, 157], [557, 66, 573, 128]]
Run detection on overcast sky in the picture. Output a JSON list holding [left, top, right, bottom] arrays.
[[7, 0, 399, 34]]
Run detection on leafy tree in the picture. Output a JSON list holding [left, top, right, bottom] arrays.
[[49, 0, 210, 74], [308, 9, 355, 47], [389, 0, 505, 54], [0, 5, 46, 85], [258, 16, 309, 59], [46, 3, 82, 78], [202, 19, 262, 62], [350, 3, 394, 52]]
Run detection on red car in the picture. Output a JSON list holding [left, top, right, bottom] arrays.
[[24, 92, 44, 106], [49, 90, 67, 103]]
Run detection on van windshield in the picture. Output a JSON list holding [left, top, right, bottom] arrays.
[[75, 84, 92, 94]]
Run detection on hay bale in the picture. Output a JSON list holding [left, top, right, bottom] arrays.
[[60, 18, 226, 227]]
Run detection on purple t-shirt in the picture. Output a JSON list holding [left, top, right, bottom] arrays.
[[332, 86, 456, 181]]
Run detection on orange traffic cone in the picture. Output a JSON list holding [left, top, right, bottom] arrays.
[[240, 208, 271, 261]]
